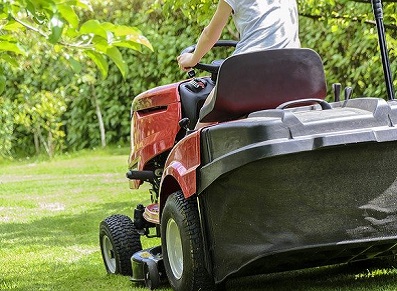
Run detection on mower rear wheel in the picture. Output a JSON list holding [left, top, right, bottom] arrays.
[[99, 214, 142, 276], [161, 191, 215, 291]]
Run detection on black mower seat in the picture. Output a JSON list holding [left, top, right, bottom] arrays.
[[199, 48, 327, 123]]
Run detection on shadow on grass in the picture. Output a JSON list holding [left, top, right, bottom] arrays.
[[0, 201, 134, 247], [3, 202, 397, 290], [0, 201, 167, 290], [226, 259, 397, 290]]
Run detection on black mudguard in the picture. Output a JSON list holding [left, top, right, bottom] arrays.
[[197, 98, 397, 283]]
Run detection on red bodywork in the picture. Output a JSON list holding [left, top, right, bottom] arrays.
[[160, 130, 201, 199], [129, 82, 181, 189], [128, 81, 201, 203]]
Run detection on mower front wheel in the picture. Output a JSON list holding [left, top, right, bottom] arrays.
[[99, 214, 142, 276], [161, 191, 215, 291]]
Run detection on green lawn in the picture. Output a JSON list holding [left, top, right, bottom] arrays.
[[0, 148, 160, 291], [1, 148, 397, 290]]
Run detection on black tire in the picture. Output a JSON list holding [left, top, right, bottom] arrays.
[[99, 214, 142, 276], [161, 191, 216, 291]]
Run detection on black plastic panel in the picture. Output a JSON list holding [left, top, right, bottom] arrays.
[[199, 98, 397, 193], [197, 97, 397, 282], [178, 77, 215, 129], [199, 141, 397, 282]]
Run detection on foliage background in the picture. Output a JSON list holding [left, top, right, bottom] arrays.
[[2, 0, 397, 158]]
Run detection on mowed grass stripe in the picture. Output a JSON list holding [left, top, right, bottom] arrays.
[[1, 148, 397, 290]]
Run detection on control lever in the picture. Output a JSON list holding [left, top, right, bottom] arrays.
[[179, 118, 190, 130], [186, 78, 207, 93], [332, 83, 341, 102], [188, 70, 196, 78], [344, 87, 353, 100]]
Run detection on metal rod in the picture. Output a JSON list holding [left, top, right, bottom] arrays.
[[371, 0, 395, 100]]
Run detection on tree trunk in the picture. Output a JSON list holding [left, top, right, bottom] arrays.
[[47, 131, 54, 158], [90, 84, 106, 148], [33, 131, 40, 155], [36, 125, 51, 157]]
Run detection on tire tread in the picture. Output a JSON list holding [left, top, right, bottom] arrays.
[[100, 214, 142, 276], [162, 191, 216, 291]]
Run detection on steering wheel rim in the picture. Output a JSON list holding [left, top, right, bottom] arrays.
[[181, 40, 238, 74]]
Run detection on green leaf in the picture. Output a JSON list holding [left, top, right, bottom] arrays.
[[84, 50, 109, 79], [91, 36, 109, 53], [112, 25, 140, 37], [105, 46, 128, 79], [112, 40, 141, 51], [100, 22, 115, 31], [64, 26, 79, 38], [32, 0, 56, 11], [48, 15, 65, 44], [27, 0, 55, 24], [0, 12, 7, 20], [0, 35, 18, 42], [126, 34, 153, 51], [58, 5, 79, 28], [1, 54, 19, 67], [80, 20, 107, 39], [2, 20, 25, 31], [0, 41, 26, 55], [25, 0, 36, 16], [105, 24, 153, 51], [75, 0, 93, 11], [0, 75, 5, 95], [79, 21, 153, 52], [65, 55, 82, 74]]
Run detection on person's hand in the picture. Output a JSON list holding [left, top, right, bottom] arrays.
[[177, 53, 198, 71]]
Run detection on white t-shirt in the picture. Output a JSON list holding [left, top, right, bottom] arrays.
[[223, 0, 301, 55]]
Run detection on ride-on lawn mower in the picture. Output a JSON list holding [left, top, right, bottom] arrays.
[[99, 1, 397, 290]]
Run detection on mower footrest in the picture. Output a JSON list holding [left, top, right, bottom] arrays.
[[143, 203, 160, 225]]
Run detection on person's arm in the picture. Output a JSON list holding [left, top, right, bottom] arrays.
[[177, 0, 232, 71]]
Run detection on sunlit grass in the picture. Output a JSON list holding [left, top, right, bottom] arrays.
[[1, 148, 397, 290], [0, 148, 162, 290]]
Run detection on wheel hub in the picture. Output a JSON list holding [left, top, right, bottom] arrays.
[[102, 235, 116, 273], [166, 218, 183, 279]]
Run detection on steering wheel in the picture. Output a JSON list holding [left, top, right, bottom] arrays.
[[181, 40, 238, 74]]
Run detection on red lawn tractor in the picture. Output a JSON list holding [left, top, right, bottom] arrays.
[[99, 1, 397, 290]]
